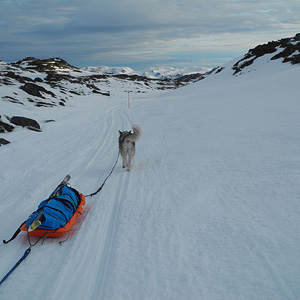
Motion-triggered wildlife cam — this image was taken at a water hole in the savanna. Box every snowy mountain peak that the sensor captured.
[84,66,136,75]
[141,66,212,79]
[83,65,210,79]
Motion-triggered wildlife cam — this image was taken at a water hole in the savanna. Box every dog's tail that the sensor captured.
[130,125,141,141]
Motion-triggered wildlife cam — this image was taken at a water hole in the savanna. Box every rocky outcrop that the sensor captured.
[232,33,300,75]
[0,115,41,146]
[4,71,34,83]
[0,115,14,132]
[10,116,41,131]
[0,138,10,146]
[20,83,56,98]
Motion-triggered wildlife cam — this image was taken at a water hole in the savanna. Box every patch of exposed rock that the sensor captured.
[20,83,56,98]
[232,33,300,75]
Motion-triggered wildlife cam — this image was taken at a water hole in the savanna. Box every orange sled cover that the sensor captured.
[20,193,85,238]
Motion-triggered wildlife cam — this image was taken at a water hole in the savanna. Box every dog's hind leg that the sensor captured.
[127,152,134,171]
[121,153,127,168]
[127,155,131,171]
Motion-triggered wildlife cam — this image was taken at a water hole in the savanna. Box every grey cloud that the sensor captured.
[0,0,299,68]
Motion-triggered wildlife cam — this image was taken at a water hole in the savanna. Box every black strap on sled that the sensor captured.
[3,221,26,244]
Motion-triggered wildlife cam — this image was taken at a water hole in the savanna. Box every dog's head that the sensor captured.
[119,130,131,137]
[119,130,132,144]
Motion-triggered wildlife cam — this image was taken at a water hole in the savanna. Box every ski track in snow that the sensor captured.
[1,62,300,300]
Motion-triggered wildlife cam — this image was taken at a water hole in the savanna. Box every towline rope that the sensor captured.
[85,150,120,198]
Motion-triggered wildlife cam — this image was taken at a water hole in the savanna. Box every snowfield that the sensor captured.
[1,55,300,300]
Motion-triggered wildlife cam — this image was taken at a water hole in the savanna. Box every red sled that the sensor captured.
[20,193,85,238]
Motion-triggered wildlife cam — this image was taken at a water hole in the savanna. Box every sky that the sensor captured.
[0,0,299,70]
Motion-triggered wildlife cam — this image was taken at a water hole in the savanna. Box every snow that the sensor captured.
[1,57,300,300]
[84,66,137,76]
[83,65,211,79]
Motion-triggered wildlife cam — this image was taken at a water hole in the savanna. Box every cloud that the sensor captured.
[0,0,299,68]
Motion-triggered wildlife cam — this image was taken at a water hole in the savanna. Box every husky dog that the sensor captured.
[119,125,141,171]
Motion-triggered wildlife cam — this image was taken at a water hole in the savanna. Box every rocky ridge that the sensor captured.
[232,33,300,75]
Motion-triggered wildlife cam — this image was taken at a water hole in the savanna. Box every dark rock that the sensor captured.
[0,78,14,85]
[90,74,109,80]
[175,73,205,84]
[11,116,41,130]
[2,96,24,105]
[0,116,14,132]
[69,90,81,95]
[45,72,73,82]
[86,83,100,91]
[114,74,149,82]
[0,138,10,146]
[91,89,110,96]
[4,71,18,79]
[35,101,55,107]
[215,67,225,74]
[272,41,300,63]
[27,126,42,132]
[289,54,300,64]
[249,41,278,58]
[4,71,34,83]
[92,89,102,94]
[20,83,56,98]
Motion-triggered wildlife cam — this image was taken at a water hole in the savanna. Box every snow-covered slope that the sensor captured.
[1,35,300,300]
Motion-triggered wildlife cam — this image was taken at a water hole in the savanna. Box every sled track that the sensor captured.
[48,105,136,299]
[93,172,131,299]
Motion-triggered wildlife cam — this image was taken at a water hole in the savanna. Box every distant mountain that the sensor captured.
[84,66,136,76]
[83,65,210,79]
